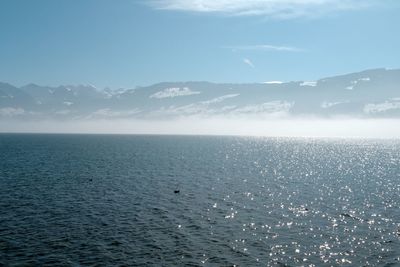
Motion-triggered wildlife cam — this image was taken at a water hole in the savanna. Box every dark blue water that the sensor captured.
[0,134,399,266]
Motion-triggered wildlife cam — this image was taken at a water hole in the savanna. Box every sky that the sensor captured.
[0,0,399,89]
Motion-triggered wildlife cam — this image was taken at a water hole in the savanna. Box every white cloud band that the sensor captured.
[225,44,303,52]
[149,0,375,18]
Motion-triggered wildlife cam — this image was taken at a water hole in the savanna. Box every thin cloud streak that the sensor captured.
[224,44,304,52]
[243,58,255,68]
[149,0,377,19]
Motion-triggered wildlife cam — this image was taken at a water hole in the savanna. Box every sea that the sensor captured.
[0,134,399,266]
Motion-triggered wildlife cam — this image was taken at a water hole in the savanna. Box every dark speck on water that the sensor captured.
[0,134,400,266]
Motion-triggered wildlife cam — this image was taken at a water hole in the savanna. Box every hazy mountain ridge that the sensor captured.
[1,68,399,120]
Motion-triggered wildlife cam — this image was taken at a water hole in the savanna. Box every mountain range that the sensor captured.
[1,68,399,120]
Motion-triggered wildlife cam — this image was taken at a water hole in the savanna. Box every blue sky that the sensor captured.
[0,0,399,88]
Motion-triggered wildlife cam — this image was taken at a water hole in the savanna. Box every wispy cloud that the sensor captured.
[149,0,376,19]
[224,44,303,52]
[243,58,255,68]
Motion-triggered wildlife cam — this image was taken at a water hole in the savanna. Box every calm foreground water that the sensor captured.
[0,134,399,266]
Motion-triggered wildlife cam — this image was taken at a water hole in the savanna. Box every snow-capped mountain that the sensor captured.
[1,68,399,120]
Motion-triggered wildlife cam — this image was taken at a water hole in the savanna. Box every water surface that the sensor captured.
[0,134,399,266]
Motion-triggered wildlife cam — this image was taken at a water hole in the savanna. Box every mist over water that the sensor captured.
[2,118,400,139]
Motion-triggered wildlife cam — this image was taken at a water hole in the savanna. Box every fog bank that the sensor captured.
[1,118,400,139]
